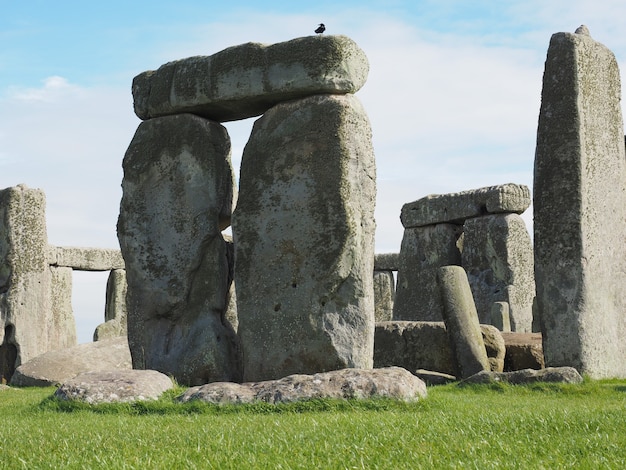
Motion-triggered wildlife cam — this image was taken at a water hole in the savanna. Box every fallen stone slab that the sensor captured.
[459,367,583,386]
[10,337,131,387]
[54,370,174,404]
[400,183,530,228]
[48,246,124,271]
[374,321,504,376]
[133,35,369,122]
[502,332,545,371]
[178,367,427,405]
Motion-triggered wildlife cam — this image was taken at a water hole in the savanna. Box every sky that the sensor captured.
[2,0,626,343]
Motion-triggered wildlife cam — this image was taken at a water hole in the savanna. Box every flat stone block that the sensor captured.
[49,246,124,271]
[400,183,530,228]
[133,35,369,122]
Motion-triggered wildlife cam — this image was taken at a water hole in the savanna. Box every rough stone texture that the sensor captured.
[374,253,399,271]
[491,301,512,332]
[534,31,626,378]
[133,35,369,122]
[373,270,394,322]
[117,113,241,386]
[393,224,462,322]
[400,184,531,228]
[0,185,76,383]
[437,266,490,378]
[55,369,174,404]
[459,367,583,386]
[10,337,131,387]
[178,367,427,405]
[49,246,124,271]
[233,94,376,382]
[373,321,504,376]
[462,214,535,332]
[502,332,545,371]
[94,269,128,341]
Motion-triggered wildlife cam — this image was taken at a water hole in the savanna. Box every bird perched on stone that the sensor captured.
[575,25,590,36]
[315,23,326,35]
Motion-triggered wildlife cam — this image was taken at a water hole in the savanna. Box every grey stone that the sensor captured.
[437,266,491,378]
[502,332,545,371]
[48,246,124,271]
[462,214,534,332]
[10,337,131,387]
[534,31,626,378]
[490,302,511,332]
[133,35,369,122]
[178,367,427,405]
[393,224,462,322]
[54,369,174,404]
[374,253,399,271]
[574,25,590,36]
[94,269,127,341]
[117,113,241,386]
[400,183,531,228]
[459,367,583,386]
[233,94,376,382]
[373,321,504,376]
[0,185,76,383]
[373,270,394,322]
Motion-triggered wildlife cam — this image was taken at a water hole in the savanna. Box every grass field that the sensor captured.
[1,379,625,469]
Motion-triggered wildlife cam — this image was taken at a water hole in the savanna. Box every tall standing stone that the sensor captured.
[393,224,462,321]
[233,93,376,382]
[534,28,626,378]
[118,113,241,386]
[0,185,76,383]
[462,213,534,332]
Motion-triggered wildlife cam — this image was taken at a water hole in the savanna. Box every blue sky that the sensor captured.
[2,0,626,342]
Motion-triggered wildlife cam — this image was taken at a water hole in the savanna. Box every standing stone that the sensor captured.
[437,266,490,378]
[462,214,534,332]
[490,301,511,332]
[0,185,76,383]
[233,94,376,382]
[117,113,241,386]
[393,224,462,321]
[93,269,128,341]
[373,270,394,322]
[534,29,626,378]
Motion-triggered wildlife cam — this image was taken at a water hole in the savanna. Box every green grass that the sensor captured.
[1,379,625,469]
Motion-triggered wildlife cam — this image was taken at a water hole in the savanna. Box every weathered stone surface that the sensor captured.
[414,369,457,386]
[0,185,76,383]
[459,367,583,386]
[117,113,241,386]
[393,224,462,322]
[233,94,376,382]
[10,337,131,387]
[437,266,490,378]
[374,253,399,271]
[133,35,369,122]
[491,302,511,332]
[534,31,626,378]
[502,332,545,371]
[462,214,535,332]
[94,269,128,341]
[178,367,426,405]
[400,184,530,228]
[49,246,124,271]
[55,369,174,404]
[373,270,394,322]
[373,321,504,376]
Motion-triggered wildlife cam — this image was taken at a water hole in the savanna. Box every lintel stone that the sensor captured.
[49,246,124,271]
[400,183,530,228]
[133,35,369,122]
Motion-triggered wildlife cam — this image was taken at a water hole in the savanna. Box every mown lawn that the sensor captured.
[0,379,625,469]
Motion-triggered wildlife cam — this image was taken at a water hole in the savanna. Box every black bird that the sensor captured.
[315,23,326,34]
